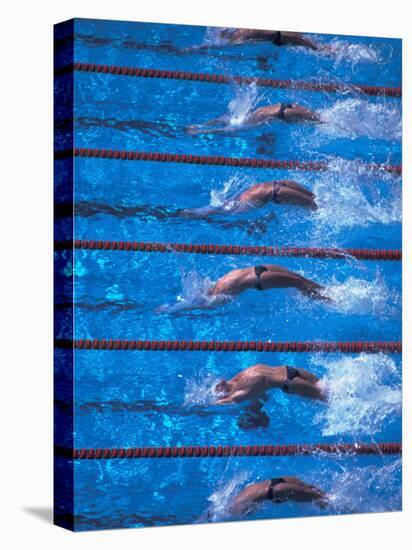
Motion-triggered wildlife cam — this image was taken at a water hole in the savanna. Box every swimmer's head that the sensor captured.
[214,379,232,395]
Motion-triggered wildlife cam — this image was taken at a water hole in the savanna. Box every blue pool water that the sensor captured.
[54,18,402,530]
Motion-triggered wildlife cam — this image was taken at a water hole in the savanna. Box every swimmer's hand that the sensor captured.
[155,303,173,314]
[215,396,235,405]
[155,301,198,314]
[155,294,230,314]
[215,390,248,404]
[178,206,219,219]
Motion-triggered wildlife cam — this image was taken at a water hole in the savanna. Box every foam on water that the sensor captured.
[205,471,250,522]
[312,353,401,437]
[312,165,401,236]
[183,374,220,407]
[307,37,387,69]
[210,174,251,208]
[203,26,231,47]
[319,98,402,141]
[227,82,260,128]
[332,40,379,63]
[155,268,231,313]
[186,82,264,134]
[293,268,399,319]
[325,459,401,514]
[322,272,398,318]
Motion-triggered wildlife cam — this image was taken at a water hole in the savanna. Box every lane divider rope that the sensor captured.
[54,148,402,175]
[55,239,402,261]
[56,62,402,98]
[54,442,402,460]
[55,339,402,353]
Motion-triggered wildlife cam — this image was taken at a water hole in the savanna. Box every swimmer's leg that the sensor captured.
[277,187,318,209]
[298,279,331,302]
[294,368,319,384]
[288,376,325,401]
[177,206,223,219]
[281,32,319,50]
[282,180,315,197]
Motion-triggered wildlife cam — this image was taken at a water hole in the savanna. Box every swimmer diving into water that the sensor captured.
[156,264,329,313]
[214,363,326,404]
[186,102,321,135]
[229,476,328,517]
[181,179,318,218]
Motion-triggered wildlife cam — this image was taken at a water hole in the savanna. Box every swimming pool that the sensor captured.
[54,18,402,531]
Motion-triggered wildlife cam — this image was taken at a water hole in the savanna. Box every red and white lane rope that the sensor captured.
[55,62,402,98]
[54,442,402,460]
[54,148,402,176]
[55,339,402,353]
[55,239,402,261]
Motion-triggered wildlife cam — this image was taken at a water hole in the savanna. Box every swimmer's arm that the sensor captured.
[277,483,329,506]
[155,300,221,314]
[216,390,248,404]
[186,115,230,135]
[282,32,319,50]
[298,36,319,51]
[178,199,248,219]
[178,205,225,219]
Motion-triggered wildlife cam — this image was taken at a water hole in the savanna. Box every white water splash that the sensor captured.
[203,26,232,47]
[323,273,398,318]
[227,82,260,128]
[320,98,401,141]
[326,155,402,191]
[155,269,230,313]
[183,375,220,407]
[313,353,401,437]
[328,39,382,66]
[326,459,401,514]
[210,174,250,208]
[312,171,401,234]
[186,82,263,134]
[206,471,250,521]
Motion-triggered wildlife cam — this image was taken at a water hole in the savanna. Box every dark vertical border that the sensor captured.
[54,18,75,531]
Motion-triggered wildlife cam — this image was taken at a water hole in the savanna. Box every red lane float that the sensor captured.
[66,62,402,98]
[55,339,402,353]
[54,239,402,261]
[54,148,403,176]
[54,442,402,460]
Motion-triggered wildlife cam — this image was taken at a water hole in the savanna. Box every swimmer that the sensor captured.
[214,364,326,404]
[219,28,320,51]
[156,264,329,314]
[209,264,328,301]
[186,102,321,135]
[230,476,328,516]
[180,180,318,218]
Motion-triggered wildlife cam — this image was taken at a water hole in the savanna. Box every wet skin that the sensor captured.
[221,28,320,51]
[230,476,328,516]
[214,364,326,404]
[186,103,320,135]
[180,180,318,219]
[209,264,328,301]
